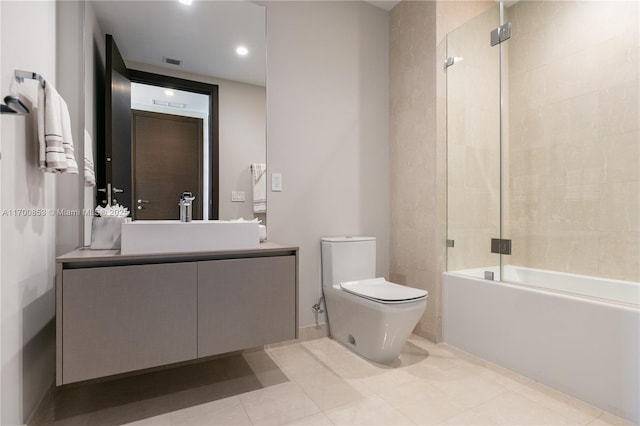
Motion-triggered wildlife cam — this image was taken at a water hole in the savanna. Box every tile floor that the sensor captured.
[32,335,632,425]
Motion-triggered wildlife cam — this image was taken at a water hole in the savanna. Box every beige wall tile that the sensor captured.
[507,1,639,282]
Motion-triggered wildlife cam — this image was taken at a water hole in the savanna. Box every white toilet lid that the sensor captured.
[340,278,428,304]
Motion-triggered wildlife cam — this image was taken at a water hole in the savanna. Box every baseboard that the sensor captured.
[298,323,329,341]
[265,323,329,349]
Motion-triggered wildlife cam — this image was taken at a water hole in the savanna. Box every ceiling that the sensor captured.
[91,1,266,87]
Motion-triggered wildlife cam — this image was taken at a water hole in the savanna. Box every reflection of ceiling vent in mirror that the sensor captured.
[153,99,186,109]
[163,56,182,66]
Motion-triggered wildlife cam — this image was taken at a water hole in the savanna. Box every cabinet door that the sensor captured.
[62,263,197,384]
[198,256,296,357]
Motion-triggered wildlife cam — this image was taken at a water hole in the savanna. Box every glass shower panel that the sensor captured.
[446,5,502,277]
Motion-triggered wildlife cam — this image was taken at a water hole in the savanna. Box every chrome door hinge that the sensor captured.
[490,22,512,46]
[444,56,463,70]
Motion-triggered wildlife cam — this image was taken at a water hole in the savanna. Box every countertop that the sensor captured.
[57,242,298,267]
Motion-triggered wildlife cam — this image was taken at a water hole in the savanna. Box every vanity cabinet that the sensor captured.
[62,263,198,384]
[198,256,296,357]
[56,244,298,385]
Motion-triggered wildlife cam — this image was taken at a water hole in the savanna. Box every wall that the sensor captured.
[389,0,440,342]
[507,1,639,282]
[266,1,390,328]
[389,0,493,342]
[0,2,57,424]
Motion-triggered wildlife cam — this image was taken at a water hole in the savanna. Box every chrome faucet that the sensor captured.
[178,192,195,222]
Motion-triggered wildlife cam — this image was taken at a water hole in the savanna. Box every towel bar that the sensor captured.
[1,69,46,115]
[15,69,46,87]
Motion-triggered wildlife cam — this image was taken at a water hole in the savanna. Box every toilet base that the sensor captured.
[324,284,427,364]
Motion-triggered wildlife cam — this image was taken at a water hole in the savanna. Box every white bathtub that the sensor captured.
[443,266,640,423]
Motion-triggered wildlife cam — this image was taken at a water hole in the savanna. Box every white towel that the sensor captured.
[84,129,96,186]
[251,163,266,213]
[37,82,78,173]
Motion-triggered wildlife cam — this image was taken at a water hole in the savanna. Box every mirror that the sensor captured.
[83,0,266,242]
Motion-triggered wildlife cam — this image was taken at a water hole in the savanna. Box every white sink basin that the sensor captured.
[120,220,260,255]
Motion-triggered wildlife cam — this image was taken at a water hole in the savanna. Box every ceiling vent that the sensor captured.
[163,56,182,66]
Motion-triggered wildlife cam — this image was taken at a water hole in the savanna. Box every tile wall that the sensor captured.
[507,1,639,282]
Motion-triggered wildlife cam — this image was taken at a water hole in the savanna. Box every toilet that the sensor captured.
[321,236,428,364]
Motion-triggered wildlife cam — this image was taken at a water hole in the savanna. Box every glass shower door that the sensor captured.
[445,5,502,278]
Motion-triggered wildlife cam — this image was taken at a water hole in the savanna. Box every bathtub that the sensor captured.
[443,266,640,423]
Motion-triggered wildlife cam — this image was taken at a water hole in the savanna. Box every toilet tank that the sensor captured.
[321,236,376,287]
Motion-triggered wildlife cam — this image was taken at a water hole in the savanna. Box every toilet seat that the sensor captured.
[340,278,428,304]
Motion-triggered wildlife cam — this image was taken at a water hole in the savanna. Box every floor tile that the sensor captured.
[266,343,327,379]
[303,339,385,380]
[169,396,251,425]
[285,412,335,425]
[509,380,602,424]
[443,390,576,425]
[121,413,172,425]
[377,380,467,425]
[348,369,420,397]
[324,396,414,426]
[589,411,635,425]
[406,358,505,408]
[29,335,630,426]
[239,381,321,425]
[293,365,365,411]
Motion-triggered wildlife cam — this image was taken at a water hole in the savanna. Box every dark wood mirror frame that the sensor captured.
[127,70,219,220]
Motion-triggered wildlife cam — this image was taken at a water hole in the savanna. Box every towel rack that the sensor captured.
[1,69,46,115]
[15,69,46,87]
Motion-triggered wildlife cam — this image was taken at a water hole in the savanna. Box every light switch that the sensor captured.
[231,191,245,202]
[271,173,282,192]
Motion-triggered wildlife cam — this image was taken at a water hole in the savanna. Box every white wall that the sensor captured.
[265,1,390,327]
[0,2,57,424]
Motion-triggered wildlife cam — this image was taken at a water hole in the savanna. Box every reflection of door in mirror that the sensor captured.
[132,110,203,220]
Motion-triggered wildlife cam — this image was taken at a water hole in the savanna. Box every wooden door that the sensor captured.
[132,110,203,220]
[105,34,132,210]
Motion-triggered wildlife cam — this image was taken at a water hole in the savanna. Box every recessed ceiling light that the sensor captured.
[236,46,249,56]
[164,90,175,97]
[179,0,192,5]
